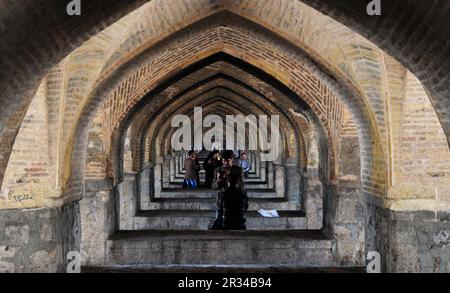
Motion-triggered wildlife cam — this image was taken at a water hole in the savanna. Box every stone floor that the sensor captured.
[82,265,365,273]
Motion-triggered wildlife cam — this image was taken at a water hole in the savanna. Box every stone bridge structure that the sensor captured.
[0,0,449,273]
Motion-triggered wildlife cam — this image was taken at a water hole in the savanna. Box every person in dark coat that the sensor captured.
[212,150,244,190]
[209,170,249,230]
[203,150,221,188]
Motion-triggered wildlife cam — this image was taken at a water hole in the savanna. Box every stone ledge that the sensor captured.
[82,264,365,273]
[105,230,334,266]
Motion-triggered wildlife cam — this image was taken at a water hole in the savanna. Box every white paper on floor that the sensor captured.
[257,209,280,218]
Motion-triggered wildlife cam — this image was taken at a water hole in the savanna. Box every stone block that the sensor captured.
[5,225,30,245]
[30,247,61,273]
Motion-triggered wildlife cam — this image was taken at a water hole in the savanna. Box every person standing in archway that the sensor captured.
[203,150,222,188]
[211,150,244,190]
[238,152,251,178]
[184,151,200,189]
[209,168,249,231]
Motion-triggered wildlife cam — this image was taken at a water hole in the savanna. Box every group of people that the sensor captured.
[183,149,251,230]
[183,150,251,189]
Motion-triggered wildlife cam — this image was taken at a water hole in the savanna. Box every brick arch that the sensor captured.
[144,91,298,171]
[1,3,403,199]
[146,92,274,160]
[76,9,386,171]
[0,0,147,189]
[123,66,313,164]
[298,0,450,147]
[155,91,303,165]
[40,3,449,203]
[156,101,282,160]
[112,81,304,182]
[85,67,310,181]
[155,101,294,183]
[68,18,385,202]
[88,3,420,166]
[130,92,268,179]
[1,1,448,197]
[103,59,330,188]
[129,76,310,173]
[93,2,449,152]
[161,105,288,162]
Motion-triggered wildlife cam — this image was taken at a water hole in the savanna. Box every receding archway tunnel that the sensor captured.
[78,46,363,268]
[1,1,449,273]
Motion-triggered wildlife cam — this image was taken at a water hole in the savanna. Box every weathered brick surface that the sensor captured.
[124,63,311,172]
[300,0,450,146]
[71,18,372,203]
[391,73,450,201]
[0,0,447,211]
[0,0,147,192]
[0,87,54,209]
[0,0,449,274]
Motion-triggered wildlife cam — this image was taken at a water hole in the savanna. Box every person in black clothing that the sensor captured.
[208,165,249,231]
[203,150,222,188]
[211,150,244,190]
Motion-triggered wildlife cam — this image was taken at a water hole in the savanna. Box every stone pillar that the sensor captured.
[333,181,365,266]
[0,201,80,273]
[81,179,114,267]
[138,163,153,206]
[117,173,137,230]
[153,160,163,197]
[381,209,450,273]
[304,173,323,230]
[285,157,301,203]
[161,156,171,188]
[274,164,286,199]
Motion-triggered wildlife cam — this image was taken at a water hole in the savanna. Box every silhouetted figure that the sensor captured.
[212,150,244,190]
[209,170,249,230]
[203,150,221,188]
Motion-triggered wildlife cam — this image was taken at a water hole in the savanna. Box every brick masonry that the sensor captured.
[0,0,449,273]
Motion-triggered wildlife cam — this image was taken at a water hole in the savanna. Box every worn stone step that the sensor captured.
[83,265,365,273]
[167,179,271,187]
[122,210,307,231]
[156,190,282,199]
[172,173,264,182]
[162,184,274,192]
[105,230,334,267]
[144,198,301,212]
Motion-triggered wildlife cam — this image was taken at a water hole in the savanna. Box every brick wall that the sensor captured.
[1,0,448,212]
[92,23,347,189]
[0,86,54,209]
[391,73,450,201]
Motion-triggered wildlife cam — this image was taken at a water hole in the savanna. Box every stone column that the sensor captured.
[117,173,137,231]
[0,201,80,273]
[138,163,154,208]
[285,157,301,203]
[81,178,114,267]
[304,173,323,230]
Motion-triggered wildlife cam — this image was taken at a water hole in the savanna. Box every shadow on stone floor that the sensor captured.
[82,265,366,274]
